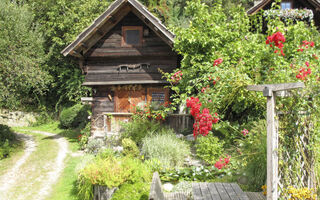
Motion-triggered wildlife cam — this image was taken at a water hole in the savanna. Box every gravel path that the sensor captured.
[31,131,69,200]
[0,130,69,200]
[0,133,36,200]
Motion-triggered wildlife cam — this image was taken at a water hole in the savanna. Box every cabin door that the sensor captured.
[115,89,145,113]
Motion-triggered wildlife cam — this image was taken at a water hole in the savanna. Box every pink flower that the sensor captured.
[305,61,310,67]
[241,129,249,136]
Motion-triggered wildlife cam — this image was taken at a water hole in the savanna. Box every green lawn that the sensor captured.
[47,155,82,200]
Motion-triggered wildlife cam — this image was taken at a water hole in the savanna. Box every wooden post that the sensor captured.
[264,87,278,200]
[247,82,304,200]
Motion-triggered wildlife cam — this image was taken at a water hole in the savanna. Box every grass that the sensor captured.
[47,155,82,200]
[0,142,24,176]
[18,121,80,152]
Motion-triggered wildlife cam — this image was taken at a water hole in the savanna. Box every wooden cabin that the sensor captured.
[61,0,189,138]
[248,0,320,27]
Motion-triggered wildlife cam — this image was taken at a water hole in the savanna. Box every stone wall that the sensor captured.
[0,109,38,127]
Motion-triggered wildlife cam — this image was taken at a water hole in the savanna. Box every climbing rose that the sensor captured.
[186,97,219,138]
[171,70,183,84]
[266,32,285,56]
[213,58,223,66]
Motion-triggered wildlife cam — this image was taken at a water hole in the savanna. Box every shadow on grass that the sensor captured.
[71,179,79,198]
[40,129,80,143]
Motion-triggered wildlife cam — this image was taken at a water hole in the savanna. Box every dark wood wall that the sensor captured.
[84,12,178,85]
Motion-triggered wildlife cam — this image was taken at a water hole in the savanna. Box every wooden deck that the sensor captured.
[245,192,266,200]
[192,182,249,200]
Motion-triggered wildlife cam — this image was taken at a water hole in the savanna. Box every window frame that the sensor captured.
[281,1,293,10]
[121,26,143,47]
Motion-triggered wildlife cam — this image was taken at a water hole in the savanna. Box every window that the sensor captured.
[281,2,292,9]
[122,26,143,46]
[147,88,169,105]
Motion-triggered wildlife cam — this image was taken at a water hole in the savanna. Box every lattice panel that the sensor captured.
[277,115,316,199]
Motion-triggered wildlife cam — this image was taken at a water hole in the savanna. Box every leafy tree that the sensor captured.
[0,0,50,109]
[17,0,116,110]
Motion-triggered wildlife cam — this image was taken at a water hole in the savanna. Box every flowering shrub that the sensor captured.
[287,186,317,200]
[186,97,219,138]
[214,155,231,170]
[264,9,314,22]
[171,70,183,84]
[266,31,286,56]
[133,102,172,121]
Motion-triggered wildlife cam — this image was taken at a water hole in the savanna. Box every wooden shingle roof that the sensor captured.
[61,0,175,58]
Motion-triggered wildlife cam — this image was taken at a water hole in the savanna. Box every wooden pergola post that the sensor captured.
[247,82,304,200]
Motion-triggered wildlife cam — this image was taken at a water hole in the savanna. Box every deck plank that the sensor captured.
[230,183,249,200]
[215,183,231,200]
[192,183,204,200]
[207,183,222,200]
[199,183,213,200]
[222,183,238,200]
[245,192,266,200]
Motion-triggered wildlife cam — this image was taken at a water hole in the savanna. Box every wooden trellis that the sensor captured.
[247,82,304,200]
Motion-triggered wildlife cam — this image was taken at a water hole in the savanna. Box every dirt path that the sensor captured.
[0,133,36,199]
[0,130,69,200]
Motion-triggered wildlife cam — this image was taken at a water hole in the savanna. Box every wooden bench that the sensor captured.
[149,172,188,200]
[192,182,250,200]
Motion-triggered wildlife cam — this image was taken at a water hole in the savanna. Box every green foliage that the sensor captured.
[120,116,163,146]
[78,155,151,200]
[141,132,190,169]
[195,134,224,165]
[237,120,267,191]
[0,0,50,109]
[0,124,17,159]
[111,182,149,200]
[78,122,91,150]
[59,104,90,129]
[86,139,104,154]
[159,165,225,182]
[121,138,140,157]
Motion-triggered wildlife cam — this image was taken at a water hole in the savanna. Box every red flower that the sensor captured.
[213,58,223,66]
[214,155,231,170]
[266,32,286,56]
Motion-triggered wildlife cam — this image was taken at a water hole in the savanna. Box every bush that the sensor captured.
[78,155,151,200]
[0,124,17,159]
[141,132,190,169]
[238,120,267,191]
[121,138,139,157]
[86,138,104,154]
[78,122,91,150]
[59,104,90,129]
[195,134,224,165]
[111,181,149,200]
[120,116,164,146]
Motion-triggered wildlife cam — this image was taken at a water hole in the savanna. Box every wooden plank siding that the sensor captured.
[83,12,177,85]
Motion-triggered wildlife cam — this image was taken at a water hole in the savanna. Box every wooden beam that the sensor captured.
[247,82,304,92]
[71,50,83,58]
[266,91,278,200]
[83,80,168,86]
